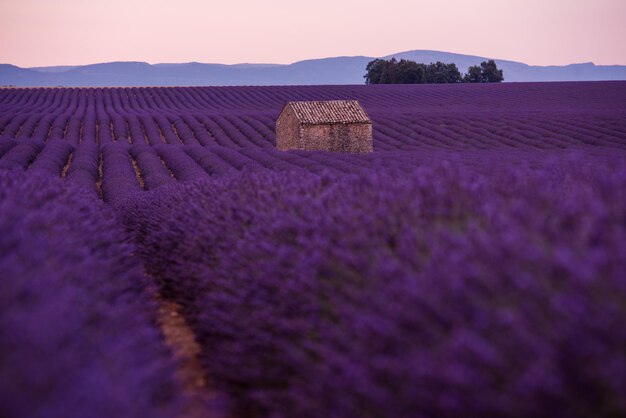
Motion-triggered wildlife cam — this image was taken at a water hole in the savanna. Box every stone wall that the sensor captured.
[276,109,301,151]
[301,123,373,153]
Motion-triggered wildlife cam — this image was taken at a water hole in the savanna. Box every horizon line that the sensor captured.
[4,49,625,70]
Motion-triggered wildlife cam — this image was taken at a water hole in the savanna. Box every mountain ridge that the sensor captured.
[2,50,626,86]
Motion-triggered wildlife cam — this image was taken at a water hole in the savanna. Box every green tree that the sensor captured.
[464,65,483,83]
[464,60,504,83]
[396,59,426,84]
[481,60,504,82]
[425,62,463,83]
[364,59,387,84]
[364,58,399,84]
[379,58,397,84]
[364,59,474,85]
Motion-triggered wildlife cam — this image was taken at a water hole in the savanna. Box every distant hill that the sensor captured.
[385,50,626,83]
[2,50,626,86]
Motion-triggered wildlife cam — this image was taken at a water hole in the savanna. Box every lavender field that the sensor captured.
[1,82,626,417]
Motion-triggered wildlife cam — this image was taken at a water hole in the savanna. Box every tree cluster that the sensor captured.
[364,58,504,84]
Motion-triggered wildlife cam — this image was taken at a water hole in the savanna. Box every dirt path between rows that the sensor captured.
[157,297,230,418]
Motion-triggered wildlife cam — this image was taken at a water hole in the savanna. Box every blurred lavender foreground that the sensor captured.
[122,156,626,418]
[0,171,181,418]
[1,82,626,417]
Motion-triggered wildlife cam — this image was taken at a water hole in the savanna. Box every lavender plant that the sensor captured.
[1,82,625,418]
[0,170,181,418]
[122,156,626,418]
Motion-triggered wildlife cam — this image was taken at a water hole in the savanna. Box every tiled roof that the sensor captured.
[286,100,371,124]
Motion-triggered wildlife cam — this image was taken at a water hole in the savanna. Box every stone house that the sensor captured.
[275,100,373,152]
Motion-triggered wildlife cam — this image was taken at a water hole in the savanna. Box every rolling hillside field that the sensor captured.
[1,82,625,200]
[1,82,625,417]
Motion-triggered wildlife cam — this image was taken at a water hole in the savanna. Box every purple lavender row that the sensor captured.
[139,114,165,145]
[1,114,29,138]
[180,115,217,146]
[129,145,176,190]
[171,117,200,145]
[29,140,73,176]
[121,156,626,417]
[100,143,142,203]
[183,146,236,176]
[0,137,17,158]
[238,146,304,172]
[2,84,626,149]
[154,144,207,182]
[0,139,43,170]
[154,115,181,145]
[65,141,100,196]
[13,114,40,141]
[0,170,181,418]
[2,83,626,116]
[5,140,622,196]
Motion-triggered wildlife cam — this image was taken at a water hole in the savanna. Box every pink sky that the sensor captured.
[1,0,625,67]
